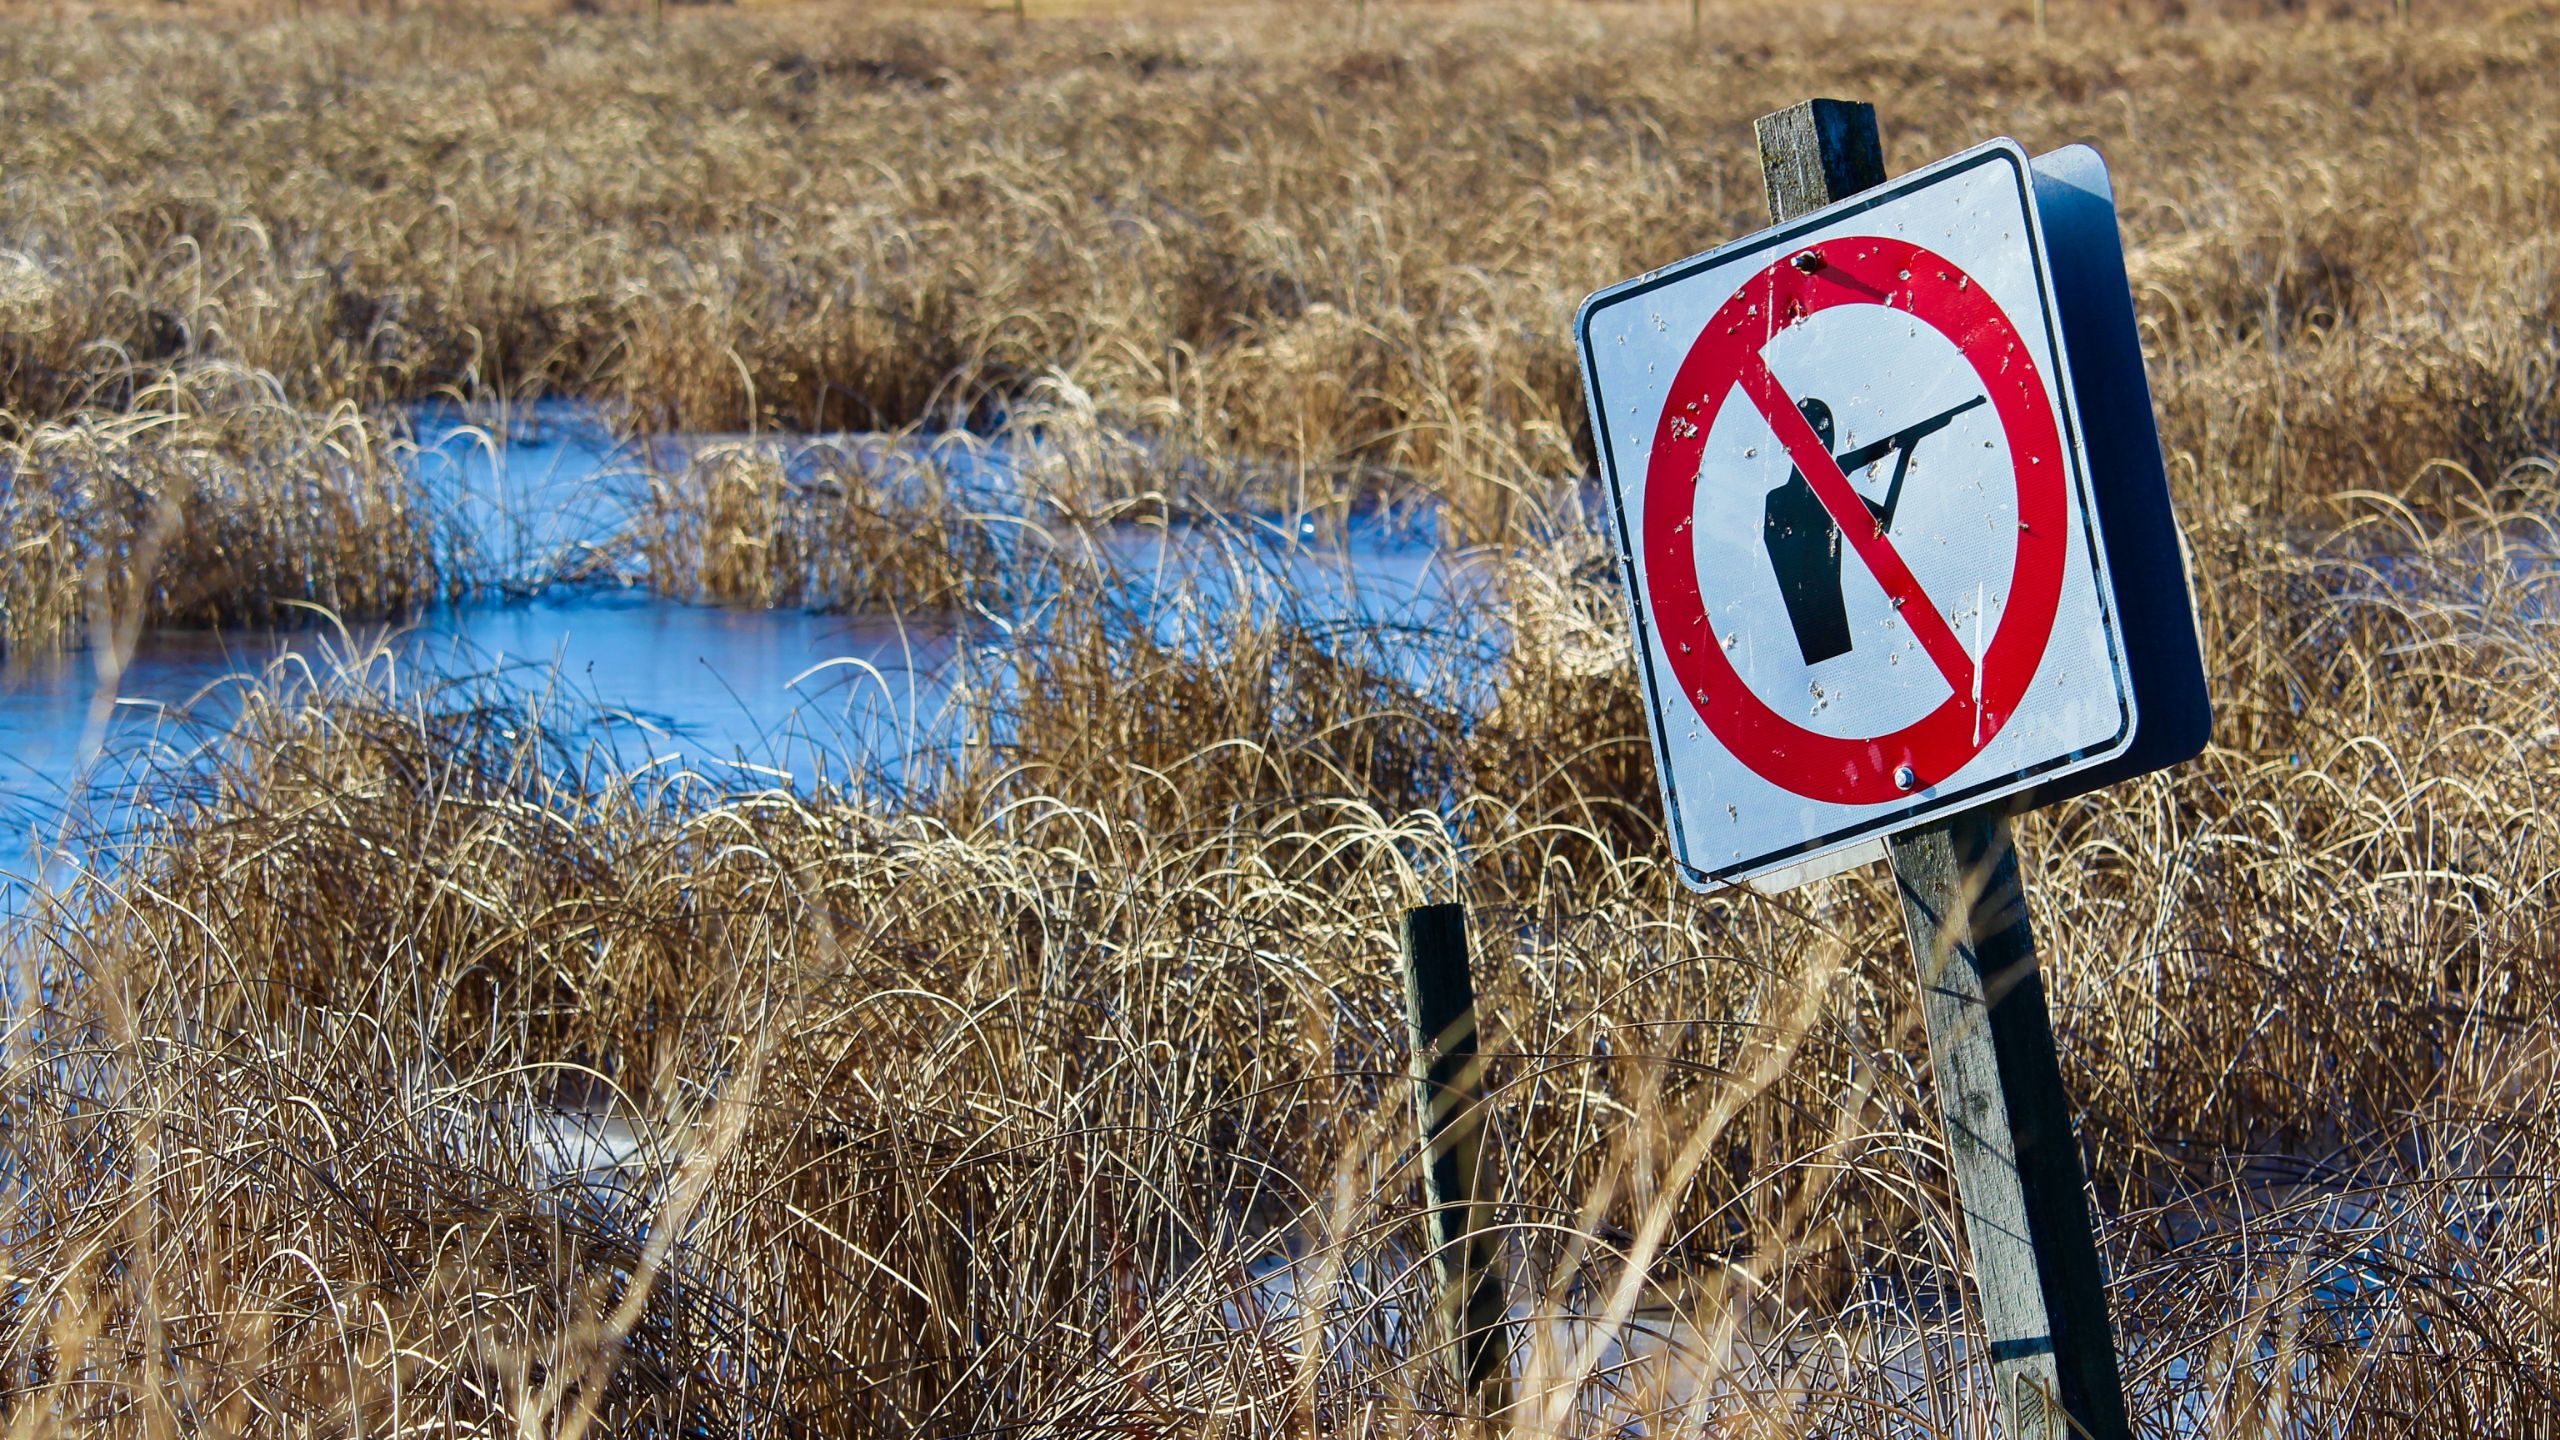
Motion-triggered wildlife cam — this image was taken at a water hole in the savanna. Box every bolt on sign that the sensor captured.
[1577,139,2209,891]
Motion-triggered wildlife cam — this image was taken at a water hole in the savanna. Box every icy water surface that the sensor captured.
[0,405,1495,903]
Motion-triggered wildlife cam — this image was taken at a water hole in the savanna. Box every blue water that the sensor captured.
[412,400,644,590]
[0,405,1495,903]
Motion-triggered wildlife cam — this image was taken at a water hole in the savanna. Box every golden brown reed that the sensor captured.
[1,1,2558,1436]
[0,367,437,659]
[9,466,2560,1433]
[1,0,2549,565]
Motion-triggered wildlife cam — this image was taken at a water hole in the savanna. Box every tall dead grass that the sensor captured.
[2,2,2559,1436]
[8,457,2560,1432]
[3,1,2551,561]
[0,366,437,659]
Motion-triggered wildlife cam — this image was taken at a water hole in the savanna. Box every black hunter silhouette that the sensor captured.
[1761,394,1989,665]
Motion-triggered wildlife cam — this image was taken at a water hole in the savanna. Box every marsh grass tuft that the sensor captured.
[0,367,437,659]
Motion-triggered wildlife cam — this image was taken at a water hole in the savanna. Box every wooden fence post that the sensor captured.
[1753,98,2134,1440]
[1401,902,1513,1419]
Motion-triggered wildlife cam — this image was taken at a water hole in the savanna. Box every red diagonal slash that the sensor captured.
[1735,353,1977,697]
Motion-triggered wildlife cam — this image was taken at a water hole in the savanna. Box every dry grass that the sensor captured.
[13,470,2560,1433]
[2,0,2559,1436]
[3,0,2548,567]
[0,366,438,660]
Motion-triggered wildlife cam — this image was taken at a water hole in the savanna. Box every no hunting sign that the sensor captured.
[1559,112,2211,1440]
[1578,139,2206,890]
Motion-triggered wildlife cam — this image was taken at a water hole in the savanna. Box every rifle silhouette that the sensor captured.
[1761,393,1989,666]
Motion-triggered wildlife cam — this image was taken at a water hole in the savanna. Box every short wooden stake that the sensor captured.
[1401,902,1513,1417]
[1754,98,2133,1440]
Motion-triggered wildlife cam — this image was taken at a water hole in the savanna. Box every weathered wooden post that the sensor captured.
[1401,902,1513,1418]
[1755,97,2133,1440]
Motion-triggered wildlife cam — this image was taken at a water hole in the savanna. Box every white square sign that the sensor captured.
[1577,139,2135,891]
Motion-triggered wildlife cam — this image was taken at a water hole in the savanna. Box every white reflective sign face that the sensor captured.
[1577,139,2133,891]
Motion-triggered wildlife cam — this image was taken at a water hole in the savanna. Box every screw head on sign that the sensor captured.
[1790,250,1825,273]
[1893,765,1918,791]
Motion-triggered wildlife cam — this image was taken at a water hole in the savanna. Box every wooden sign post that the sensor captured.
[1757,98,2131,1440]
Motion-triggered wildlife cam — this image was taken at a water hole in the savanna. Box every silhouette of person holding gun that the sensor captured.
[1762,393,1987,665]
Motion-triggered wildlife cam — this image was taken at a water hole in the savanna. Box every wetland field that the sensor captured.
[1,0,2558,1433]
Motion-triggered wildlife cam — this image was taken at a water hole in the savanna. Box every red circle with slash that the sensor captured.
[1643,236,2069,806]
